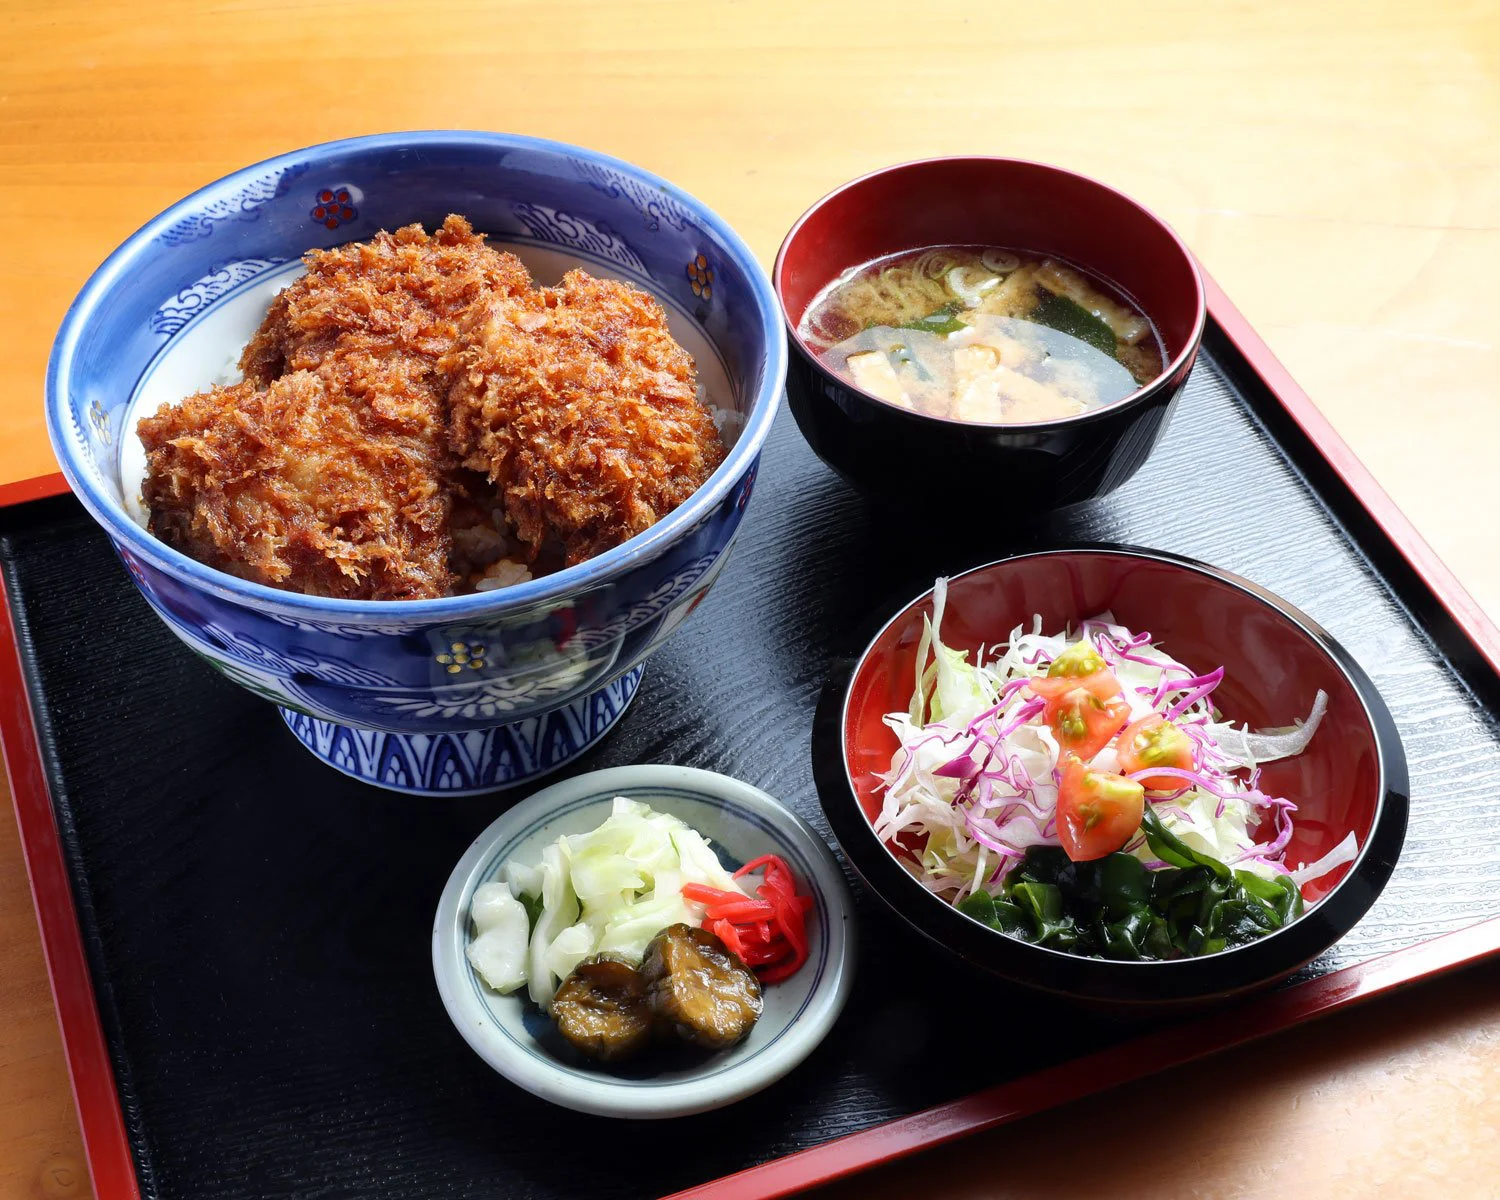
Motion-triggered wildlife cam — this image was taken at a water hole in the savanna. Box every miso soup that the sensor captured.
[798,247,1165,424]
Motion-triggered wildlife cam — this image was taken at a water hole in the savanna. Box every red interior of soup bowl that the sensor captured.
[776,157,1204,382]
[843,551,1382,903]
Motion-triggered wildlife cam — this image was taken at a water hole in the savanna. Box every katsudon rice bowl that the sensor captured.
[46,132,786,795]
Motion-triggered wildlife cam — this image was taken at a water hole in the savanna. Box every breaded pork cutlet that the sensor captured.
[239,214,532,387]
[446,269,726,566]
[140,215,529,599]
[139,354,457,600]
[140,217,722,599]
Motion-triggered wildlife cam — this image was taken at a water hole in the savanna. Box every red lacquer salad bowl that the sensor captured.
[812,547,1409,1006]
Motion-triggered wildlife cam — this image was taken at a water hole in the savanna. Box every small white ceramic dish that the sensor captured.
[432,765,856,1118]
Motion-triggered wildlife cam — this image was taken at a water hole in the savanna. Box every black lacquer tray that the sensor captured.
[5,296,1500,1200]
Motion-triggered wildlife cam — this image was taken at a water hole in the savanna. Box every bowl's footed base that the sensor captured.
[278,666,644,797]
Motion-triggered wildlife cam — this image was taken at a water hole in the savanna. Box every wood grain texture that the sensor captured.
[1,2,1498,1197]
[3,338,1500,1198]
[813,958,1500,1200]
[0,0,1496,612]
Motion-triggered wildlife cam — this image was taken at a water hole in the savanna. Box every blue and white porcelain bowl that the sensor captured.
[432,766,856,1118]
[45,132,785,795]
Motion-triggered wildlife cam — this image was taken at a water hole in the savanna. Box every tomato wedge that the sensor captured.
[1056,754,1146,861]
[1031,668,1130,760]
[1028,669,1122,703]
[1117,714,1195,790]
[1046,640,1109,679]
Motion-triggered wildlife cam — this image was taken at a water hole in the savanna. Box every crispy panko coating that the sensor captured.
[446,269,726,566]
[239,214,532,385]
[142,215,719,600]
[143,214,529,600]
[139,354,457,600]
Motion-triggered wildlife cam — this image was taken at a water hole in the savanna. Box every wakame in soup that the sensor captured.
[799,247,1165,424]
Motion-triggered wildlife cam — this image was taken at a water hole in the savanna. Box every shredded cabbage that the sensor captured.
[1290,832,1359,887]
[1205,691,1329,769]
[877,582,1345,907]
[476,797,747,1008]
[466,883,530,994]
[526,842,580,1007]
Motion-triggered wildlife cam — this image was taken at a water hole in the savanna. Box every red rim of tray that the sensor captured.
[4,274,1499,1200]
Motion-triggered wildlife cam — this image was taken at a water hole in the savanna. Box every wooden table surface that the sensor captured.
[1,1,1497,1196]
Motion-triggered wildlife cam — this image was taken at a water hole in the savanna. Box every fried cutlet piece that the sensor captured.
[239,214,532,385]
[152,214,531,600]
[139,354,457,600]
[445,269,726,566]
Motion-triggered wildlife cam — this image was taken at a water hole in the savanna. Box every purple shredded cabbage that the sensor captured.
[1163,667,1226,720]
[881,613,1331,907]
[1125,765,1295,815]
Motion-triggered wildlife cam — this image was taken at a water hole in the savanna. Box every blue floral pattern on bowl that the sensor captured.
[687,253,714,302]
[281,667,644,795]
[311,185,358,230]
[47,133,786,795]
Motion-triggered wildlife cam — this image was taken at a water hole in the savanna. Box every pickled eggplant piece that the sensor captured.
[640,923,763,1049]
[550,956,654,1062]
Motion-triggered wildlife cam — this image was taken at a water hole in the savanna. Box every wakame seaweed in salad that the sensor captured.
[876,579,1359,961]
